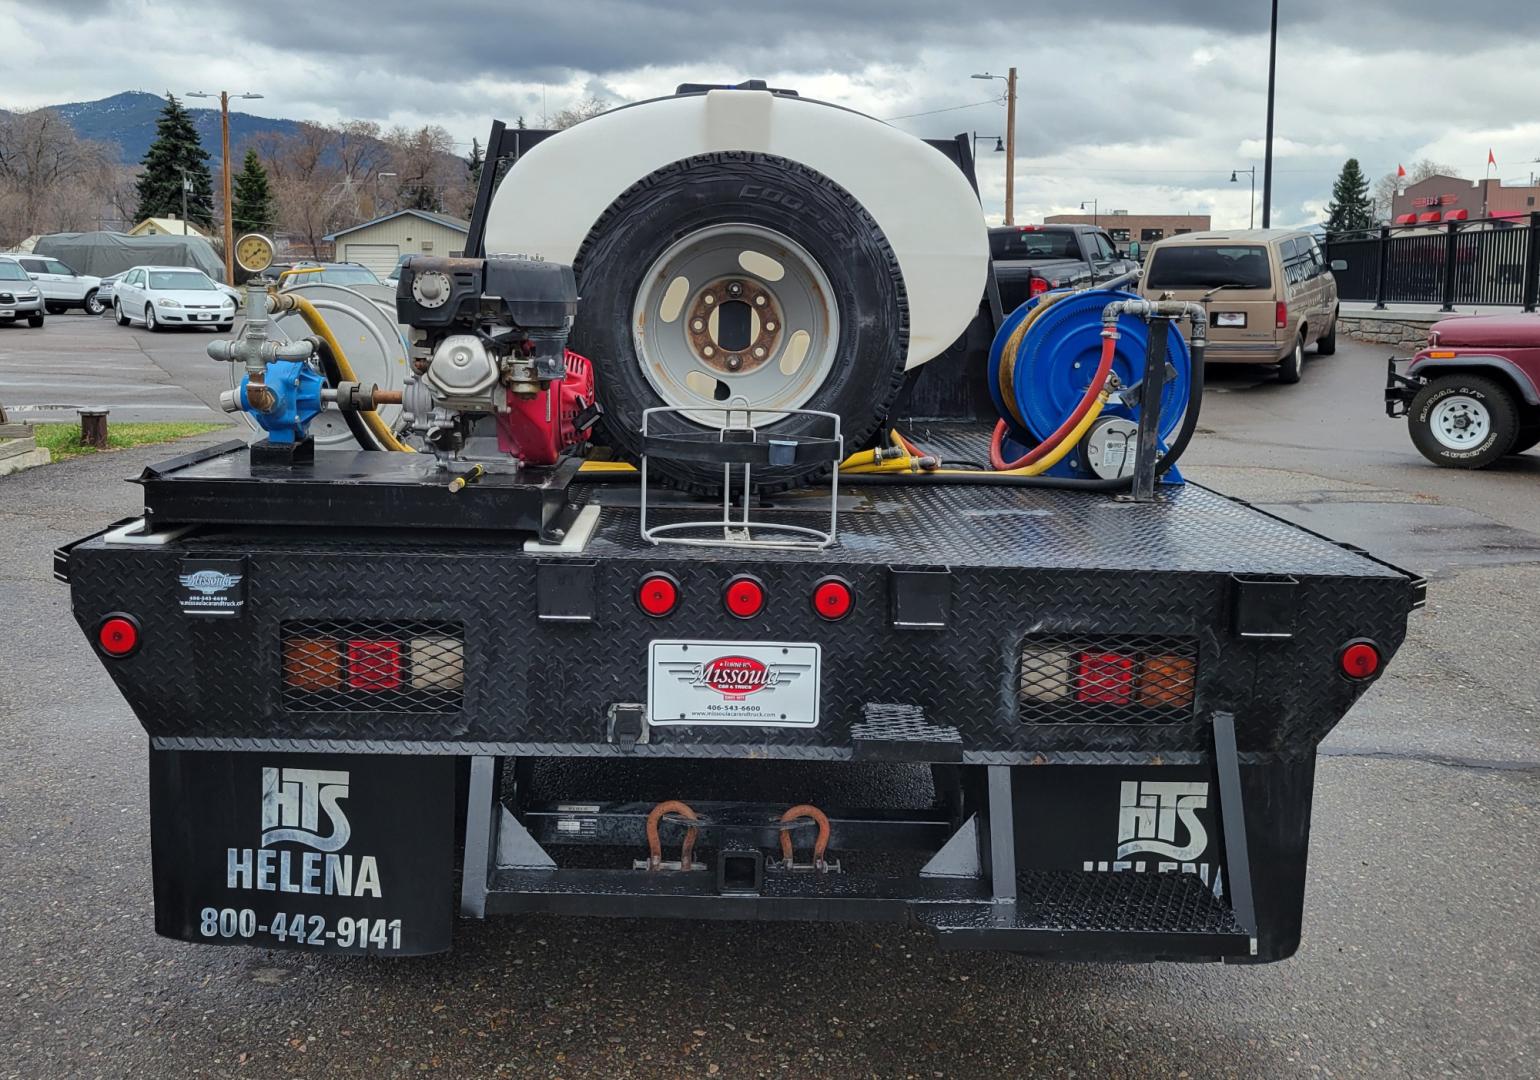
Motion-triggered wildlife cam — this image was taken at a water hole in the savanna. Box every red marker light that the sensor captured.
[97,615,140,657]
[638,573,680,617]
[724,576,766,619]
[1339,641,1381,680]
[812,578,854,621]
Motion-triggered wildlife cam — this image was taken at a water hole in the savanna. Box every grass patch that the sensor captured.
[33,421,228,463]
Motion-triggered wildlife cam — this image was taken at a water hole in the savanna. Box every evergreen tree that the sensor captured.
[135,92,215,228]
[231,149,274,235]
[466,137,484,187]
[1326,158,1374,232]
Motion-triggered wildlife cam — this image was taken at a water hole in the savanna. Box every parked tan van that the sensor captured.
[1138,229,1340,383]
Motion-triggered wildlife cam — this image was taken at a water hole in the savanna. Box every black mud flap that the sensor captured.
[149,750,455,956]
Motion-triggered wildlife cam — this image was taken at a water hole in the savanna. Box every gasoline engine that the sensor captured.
[395,255,599,468]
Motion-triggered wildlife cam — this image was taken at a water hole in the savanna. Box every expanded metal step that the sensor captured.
[920,869,1252,959]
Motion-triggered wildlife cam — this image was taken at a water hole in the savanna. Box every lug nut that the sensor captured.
[726,355,742,370]
[727,281,743,297]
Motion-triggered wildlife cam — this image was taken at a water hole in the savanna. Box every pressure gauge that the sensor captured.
[234,233,275,274]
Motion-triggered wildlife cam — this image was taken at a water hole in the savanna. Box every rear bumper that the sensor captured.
[1201,340,1288,365]
[150,740,1313,962]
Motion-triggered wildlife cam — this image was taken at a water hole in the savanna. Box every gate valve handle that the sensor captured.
[778,804,831,870]
[644,800,700,871]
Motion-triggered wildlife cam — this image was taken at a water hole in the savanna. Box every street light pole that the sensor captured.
[188,90,263,283]
[971,70,1017,224]
[1080,198,1099,227]
[1231,167,1256,229]
[1262,0,1278,228]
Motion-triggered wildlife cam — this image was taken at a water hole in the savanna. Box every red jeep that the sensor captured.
[1386,313,1540,468]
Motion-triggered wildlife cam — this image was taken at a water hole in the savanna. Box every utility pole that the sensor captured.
[189,90,263,283]
[179,170,190,235]
[1262,0,1278,228]
[1005,67,1017,225]
[971,69,1017,224]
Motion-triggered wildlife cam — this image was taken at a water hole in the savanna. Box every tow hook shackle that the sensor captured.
[638,800,704,872]
[777,804,834,872]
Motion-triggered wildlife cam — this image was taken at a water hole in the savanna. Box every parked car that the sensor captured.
[111,265,238,332]
[281,261,382,288]
[0,256,47,327]
[990,224,1140,312]
[96,272,121,310]
[14,254,104,315]
[1385,313,1540,468]
[1139,229,1341,384]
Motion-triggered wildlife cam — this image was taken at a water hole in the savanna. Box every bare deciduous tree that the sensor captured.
[0,108,115,247]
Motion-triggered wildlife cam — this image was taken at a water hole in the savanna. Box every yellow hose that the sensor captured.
[272,292,414,453]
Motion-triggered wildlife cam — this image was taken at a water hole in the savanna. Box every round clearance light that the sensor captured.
[1339,640,1381,680]
[812,577,854,621]
[724,575,766,619]
[97,614,141,657]
[638,573,680,617]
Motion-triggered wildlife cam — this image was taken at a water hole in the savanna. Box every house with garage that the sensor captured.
[322,209,470,277]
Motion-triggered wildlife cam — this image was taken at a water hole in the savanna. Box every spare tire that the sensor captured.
[571,151,909,492]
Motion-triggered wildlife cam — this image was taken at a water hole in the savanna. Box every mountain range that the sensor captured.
[46,91,303,167]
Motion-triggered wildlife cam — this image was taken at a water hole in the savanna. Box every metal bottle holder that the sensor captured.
[638,400,844,550]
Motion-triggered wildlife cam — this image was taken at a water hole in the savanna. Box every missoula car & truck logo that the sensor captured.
[1083,780,1223,897]
[687,655,785,700]
[176,558,246,616]
[226,767,382,898]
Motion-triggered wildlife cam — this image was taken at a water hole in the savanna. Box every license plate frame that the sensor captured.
[647,640,821,727]
[1214,311,1247,328]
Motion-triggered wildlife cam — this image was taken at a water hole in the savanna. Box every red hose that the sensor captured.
[990,329,1119,471]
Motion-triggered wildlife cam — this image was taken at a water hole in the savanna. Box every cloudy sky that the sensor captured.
[7,0,1540,227]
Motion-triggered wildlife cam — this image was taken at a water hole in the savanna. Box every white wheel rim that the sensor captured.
[1430,395,1490,450]
[631,223,839,427]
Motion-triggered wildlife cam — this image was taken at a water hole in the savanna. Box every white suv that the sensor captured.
[14,255,104,315]
[112,265,237,332]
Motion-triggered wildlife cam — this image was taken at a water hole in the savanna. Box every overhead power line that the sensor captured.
[883,97,1004,122]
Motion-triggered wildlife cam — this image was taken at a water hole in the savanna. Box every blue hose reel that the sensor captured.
[986,288,1191,481]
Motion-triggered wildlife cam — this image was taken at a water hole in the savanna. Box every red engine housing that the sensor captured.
[494,350,596,466]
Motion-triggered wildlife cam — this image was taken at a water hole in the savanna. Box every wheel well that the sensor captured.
[1421,363,1527,406]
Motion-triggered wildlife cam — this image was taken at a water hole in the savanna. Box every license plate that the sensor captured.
[1214,312,1247,327]
[196,313,214,321]
[648,640,821,727]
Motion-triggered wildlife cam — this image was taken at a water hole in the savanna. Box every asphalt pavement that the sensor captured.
[1,325,1537,1079]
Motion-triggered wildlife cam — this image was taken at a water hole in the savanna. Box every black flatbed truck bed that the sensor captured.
[59,437,1423,963]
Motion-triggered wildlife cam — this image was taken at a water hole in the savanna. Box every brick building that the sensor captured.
[1390,175,1540,224]
[1043,211,1211,248]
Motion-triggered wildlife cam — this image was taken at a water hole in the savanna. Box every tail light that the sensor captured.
[1076,652,1134,704]
[1137,655,1196,707]
[283,637,341,690]
[1029,277,1051,298]
[1019,639,1197,714]
[347,640,402,691]
[1275,300,1288,329]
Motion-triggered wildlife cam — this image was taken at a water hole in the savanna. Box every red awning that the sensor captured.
[1417,211,1442,223]
[1490,209,1525,220]
[1444,208,1469,221]
[1394,213,1418,225]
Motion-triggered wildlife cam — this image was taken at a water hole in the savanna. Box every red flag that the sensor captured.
[1488,148,1497,167]
[1397,163,1406,178]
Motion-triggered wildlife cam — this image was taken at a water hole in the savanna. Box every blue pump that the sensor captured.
[239,359,324,445]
